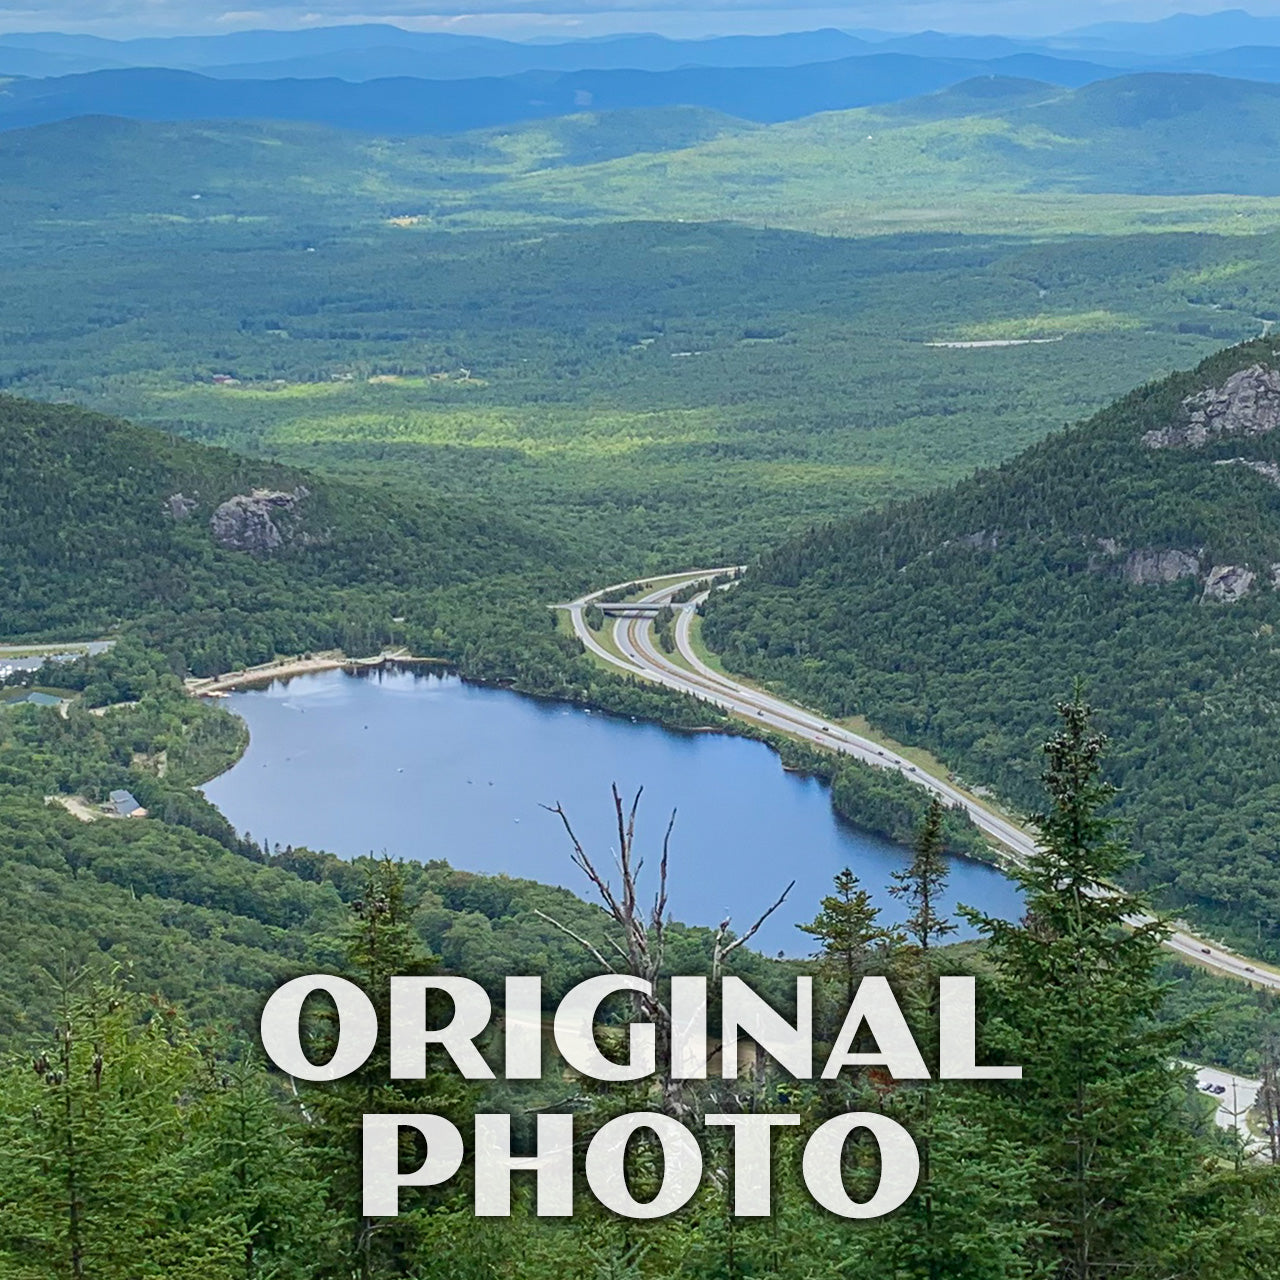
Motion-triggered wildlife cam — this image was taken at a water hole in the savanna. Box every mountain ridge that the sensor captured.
[0,53,1117,135]
[703,338,1280,956]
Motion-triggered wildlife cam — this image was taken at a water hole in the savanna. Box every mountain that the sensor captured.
[0,53,1115,136]
[0,107,758,234]
[200,29,881,81]
[703,340,1280,956]
[1171,45,1280,82]
[1063,9,1280,56]
[474,72,1280,235]
[0,395,554,664]
[0,45,120,76]
[0,26,877,78]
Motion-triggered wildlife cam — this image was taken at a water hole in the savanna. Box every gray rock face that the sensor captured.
[1203,564,1256,603]
[1123,548,1201,585]
[165,493,198,521]
[1143,365,1280,449]
[1213,456,1280,487]
[210,487,308,553]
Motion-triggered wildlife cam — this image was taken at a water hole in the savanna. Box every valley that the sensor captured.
[7,12,1280,1274]
[568,568,1280,987]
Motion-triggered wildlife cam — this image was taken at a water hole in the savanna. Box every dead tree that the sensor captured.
[1260,1035,1280,1166]
[536,784,793,1116]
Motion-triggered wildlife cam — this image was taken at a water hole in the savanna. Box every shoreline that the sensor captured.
[186,650,449,696]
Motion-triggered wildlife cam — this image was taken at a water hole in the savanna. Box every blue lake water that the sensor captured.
[202,667,1023,955]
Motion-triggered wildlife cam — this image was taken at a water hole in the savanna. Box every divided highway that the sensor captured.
[562,569,1280,993]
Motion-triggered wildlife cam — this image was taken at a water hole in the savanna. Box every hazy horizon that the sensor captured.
[6,2,1280,44]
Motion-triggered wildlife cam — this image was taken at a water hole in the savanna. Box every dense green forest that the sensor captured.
[4,690,1278,1277]
[705,338,1280,956]
[0,396,740,731]
[10,101,1280,568]
[8,80,1280,1276]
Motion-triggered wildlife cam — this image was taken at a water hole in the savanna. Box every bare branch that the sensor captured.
[542,801,625,921]
[533,909,617,973]
[713,879,796,979]
[652,808,676,933]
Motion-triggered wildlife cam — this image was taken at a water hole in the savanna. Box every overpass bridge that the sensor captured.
[595,600,695,617]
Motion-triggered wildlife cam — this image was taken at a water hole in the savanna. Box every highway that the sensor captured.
[562,568,1280,993]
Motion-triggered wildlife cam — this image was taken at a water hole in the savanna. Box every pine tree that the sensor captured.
[302,858,476,1280]
[969,691,1196,1280]
[0,966,245,1279]
[798,867,895,1008]
[890,797,956,954]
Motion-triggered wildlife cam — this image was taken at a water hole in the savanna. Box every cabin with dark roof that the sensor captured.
[107,789,147,818]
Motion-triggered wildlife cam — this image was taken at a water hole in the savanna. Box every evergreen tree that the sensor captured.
[0,967,243,1278]
[302,858,476,1280]
[969,691,1195,1279]
[890,797,956,954]
[798,867,894,1008]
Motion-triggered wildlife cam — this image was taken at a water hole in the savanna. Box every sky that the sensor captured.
[3,1,1280,41]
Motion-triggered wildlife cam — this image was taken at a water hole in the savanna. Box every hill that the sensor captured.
[1063,9,1280,56]
[703,338,1280,956]
[0,53,1113,136]
[0,26,878,79]
[0,107,757,228]
[7,72,1280,240]
[466,72,1280,233]
[0,395,557,666]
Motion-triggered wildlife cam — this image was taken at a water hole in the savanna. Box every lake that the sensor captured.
[202,667,1023,954]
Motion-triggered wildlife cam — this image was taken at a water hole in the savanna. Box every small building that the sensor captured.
[107,789,147,818]
[2,691,62,711]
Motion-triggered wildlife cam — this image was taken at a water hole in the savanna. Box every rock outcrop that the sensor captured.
[1213,456,1280,487]
[1143,365,1280,449]
[1122,548,1201,585]
[210,487,308,553]
[165,492,198,520]
[1203,564,1256,603]
[960,529,1000,551]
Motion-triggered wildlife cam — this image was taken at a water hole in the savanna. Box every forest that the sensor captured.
[7,71,1280,1276]
[704,339,1280,956]
[3,687,1279,1278]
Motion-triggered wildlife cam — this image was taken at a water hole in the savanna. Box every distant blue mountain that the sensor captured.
[1170,44,1280,82]
[0,24,1149,84]
[0,27,877,81]
[0,54,1117,136]
[1061,8,1280,56]
[9,17,1280,96]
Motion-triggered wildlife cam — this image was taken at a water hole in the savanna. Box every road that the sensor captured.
[561,569,1280,992]
[1192,1064,1264,1147]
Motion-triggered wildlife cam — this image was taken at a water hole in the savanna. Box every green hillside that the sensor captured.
[704,338,1280,955]
[458,73,1280,235]
[9,77,1280,243]
[0,395,555,662]
[5,180,1271,569]
[0,107,752,231]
